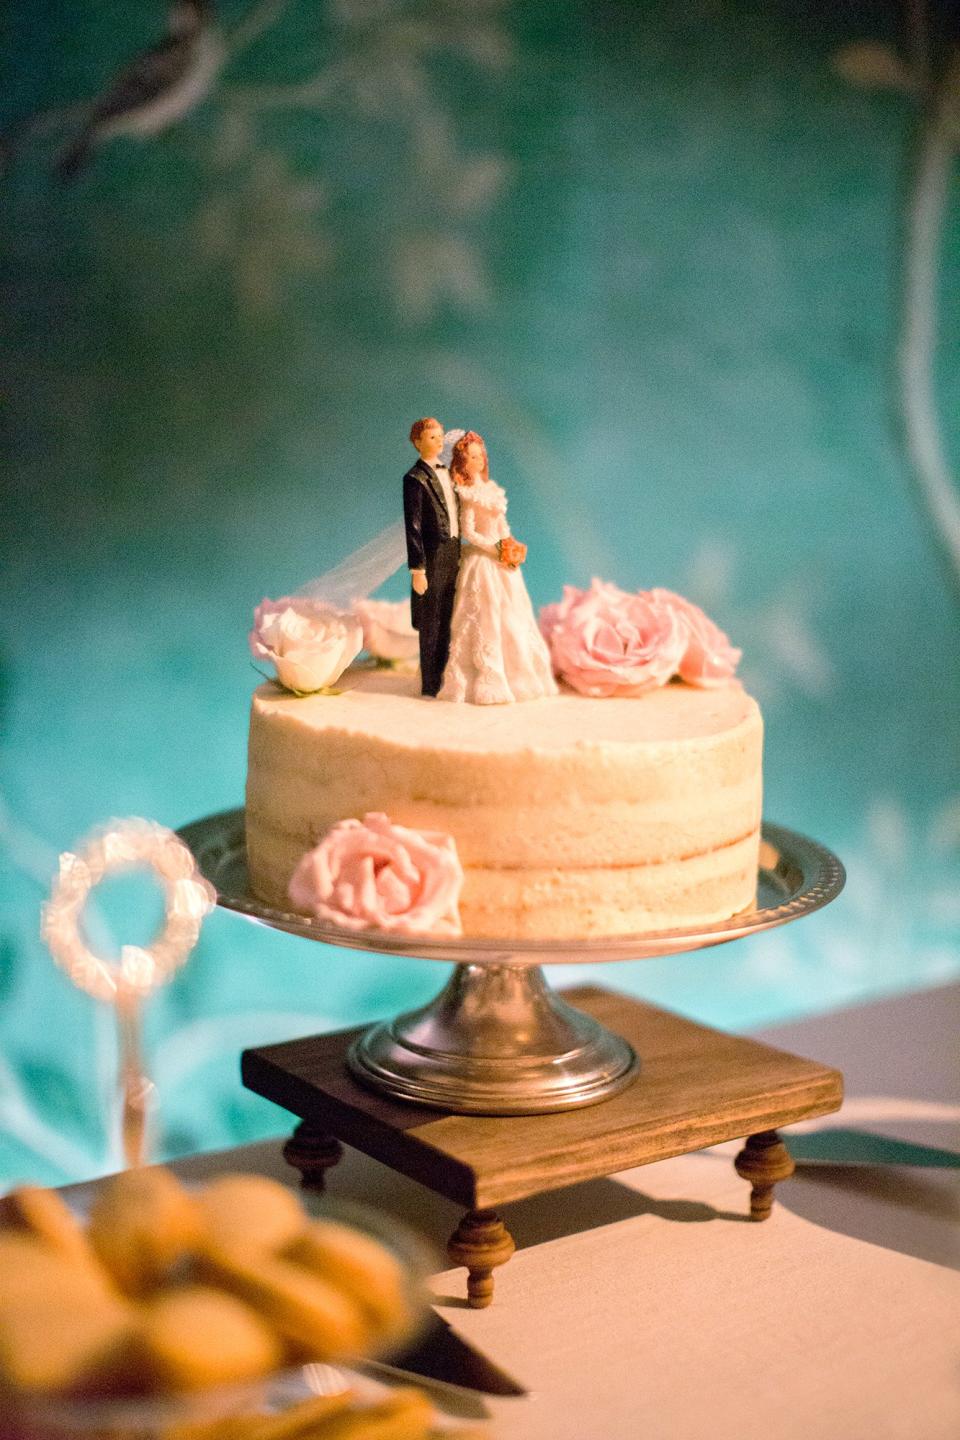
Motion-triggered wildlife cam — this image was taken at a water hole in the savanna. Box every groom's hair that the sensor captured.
[409,417,441,446]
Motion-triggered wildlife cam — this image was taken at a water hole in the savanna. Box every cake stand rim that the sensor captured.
[177,808,845,964]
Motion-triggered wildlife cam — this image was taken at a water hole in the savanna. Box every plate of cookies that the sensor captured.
[0,1166,468,1440]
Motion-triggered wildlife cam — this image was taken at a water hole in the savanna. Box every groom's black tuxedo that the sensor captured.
[403,457,460,696]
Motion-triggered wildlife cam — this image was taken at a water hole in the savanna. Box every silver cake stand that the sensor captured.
[179,810,844,1115]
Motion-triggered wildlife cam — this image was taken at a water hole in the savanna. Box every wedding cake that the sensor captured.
[245,666,762,941]
[244,423,762,942]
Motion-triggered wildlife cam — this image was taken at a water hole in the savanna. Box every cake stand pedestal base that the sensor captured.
[242,986,843,1308]
[347,961,640,1113]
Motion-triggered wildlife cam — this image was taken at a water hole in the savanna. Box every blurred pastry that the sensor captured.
[141,1284,284,1390]
[197,1243,369,1359]
[286,1220,410,1334]
[1,1184,97,1266]
[0,1283,135,1395]
[88,1166,203,1294]
[196,1173,308,1253]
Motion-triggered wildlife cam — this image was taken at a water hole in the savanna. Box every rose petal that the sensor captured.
[250,597,362,693]
[288,812,464,937]
[540,579,693,696]
[354,598,419,662]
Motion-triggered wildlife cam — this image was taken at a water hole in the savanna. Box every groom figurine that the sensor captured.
[403,417,461,696]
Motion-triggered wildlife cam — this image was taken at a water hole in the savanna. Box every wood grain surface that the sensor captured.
[242,986,843,1209]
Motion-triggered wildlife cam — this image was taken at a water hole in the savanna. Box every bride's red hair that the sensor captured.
[451,431,489,486]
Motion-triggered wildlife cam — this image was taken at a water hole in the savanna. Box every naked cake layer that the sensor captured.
[245,668,763,939]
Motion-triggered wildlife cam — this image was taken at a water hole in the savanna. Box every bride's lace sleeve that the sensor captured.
[491,482,511,541]
[459,497,483,547]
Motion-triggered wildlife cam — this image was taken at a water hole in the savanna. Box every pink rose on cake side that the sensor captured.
[647,588,742,687]
[288,813,464,937]
[250,598,362,695]
[539,579,686,697]
[353,598,419,662]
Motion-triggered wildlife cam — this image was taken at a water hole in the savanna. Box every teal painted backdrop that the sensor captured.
[2,1,958,1187]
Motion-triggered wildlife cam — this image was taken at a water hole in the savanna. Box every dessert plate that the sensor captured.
[12,1186,438,1438]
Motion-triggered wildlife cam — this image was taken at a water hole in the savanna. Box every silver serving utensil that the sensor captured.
[366,1312,527,1401]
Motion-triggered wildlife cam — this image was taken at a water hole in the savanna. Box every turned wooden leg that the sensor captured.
[734,1129,796,1220]
[283,1121,344,1191]
[447,1208,516,1309]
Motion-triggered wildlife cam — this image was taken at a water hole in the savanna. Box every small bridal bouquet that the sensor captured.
[498,536,527,569]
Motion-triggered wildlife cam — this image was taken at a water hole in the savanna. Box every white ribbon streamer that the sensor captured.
[295,429,465,608]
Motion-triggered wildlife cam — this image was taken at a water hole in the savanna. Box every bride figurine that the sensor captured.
[439,431,558,704]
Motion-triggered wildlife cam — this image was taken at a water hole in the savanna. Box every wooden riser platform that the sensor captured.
[243,986,843,1306]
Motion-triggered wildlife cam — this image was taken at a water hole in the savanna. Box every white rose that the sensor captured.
[249,597,362,694]
[353,598,419,662]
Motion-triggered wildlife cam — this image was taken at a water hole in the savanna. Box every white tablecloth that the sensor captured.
[132,983,960,1439]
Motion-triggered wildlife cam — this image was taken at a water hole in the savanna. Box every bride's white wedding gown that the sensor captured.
[439,477,558,704]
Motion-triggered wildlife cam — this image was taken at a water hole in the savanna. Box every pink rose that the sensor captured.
[250,597,362,695]
[288,812,464,938]
[353,598,419,662]
[647,589,741,686]
[539,579,686,697]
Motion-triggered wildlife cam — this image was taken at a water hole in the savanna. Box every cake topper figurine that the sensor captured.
[437,430,557,704]
[403,417,462,696]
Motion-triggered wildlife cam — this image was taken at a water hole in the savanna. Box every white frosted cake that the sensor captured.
[245,667,763,939]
